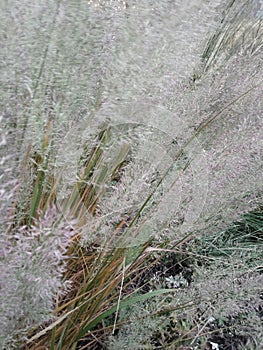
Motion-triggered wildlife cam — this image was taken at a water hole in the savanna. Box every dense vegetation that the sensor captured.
[1,0,262,348]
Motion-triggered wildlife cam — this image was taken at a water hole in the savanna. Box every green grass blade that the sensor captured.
[76,288,174,341]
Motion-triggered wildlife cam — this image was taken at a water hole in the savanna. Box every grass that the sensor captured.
[1,0,263,349]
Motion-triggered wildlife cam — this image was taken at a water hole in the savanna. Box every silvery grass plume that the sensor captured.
[0,207,73,348]
[0,113,18,233]
[53,0,262,247]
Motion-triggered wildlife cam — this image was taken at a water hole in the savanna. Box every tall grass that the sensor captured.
[0,0,262,348]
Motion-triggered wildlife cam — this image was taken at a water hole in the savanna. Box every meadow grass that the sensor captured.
[0,0,262,349]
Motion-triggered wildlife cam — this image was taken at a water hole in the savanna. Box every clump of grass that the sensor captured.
[0,0,262,349]
[0,207,73,348]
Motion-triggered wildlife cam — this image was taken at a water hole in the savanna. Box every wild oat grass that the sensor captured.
[0,0,262,348]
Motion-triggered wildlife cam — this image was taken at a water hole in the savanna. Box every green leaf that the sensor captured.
[76,289,174,341]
